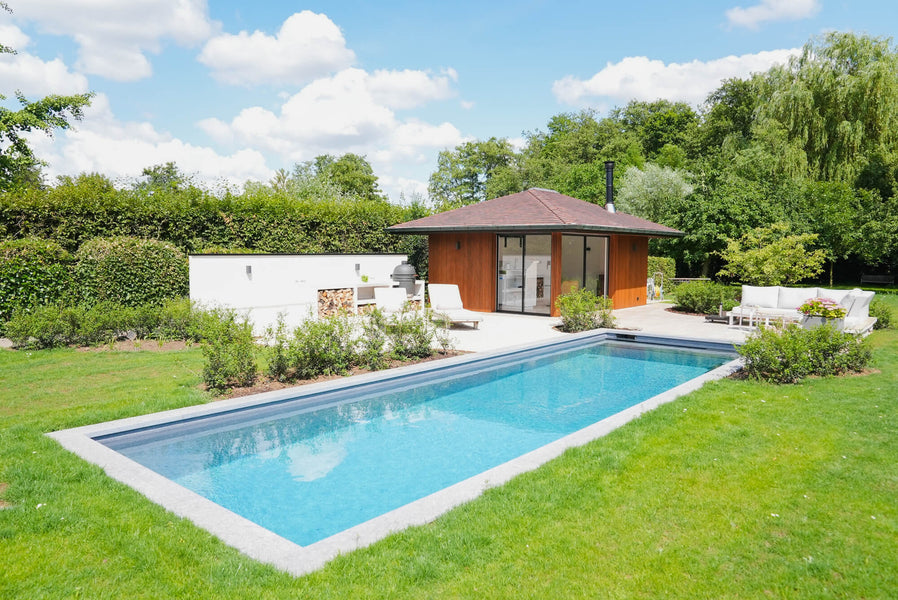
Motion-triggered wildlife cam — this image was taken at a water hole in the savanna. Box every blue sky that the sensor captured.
[2,0,896,201]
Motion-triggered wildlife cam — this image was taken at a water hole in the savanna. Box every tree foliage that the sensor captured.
[717,223,826,286]
[428,138,518,208]
[0,3,93,191]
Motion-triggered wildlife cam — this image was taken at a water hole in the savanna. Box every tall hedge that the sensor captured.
[648,256,676,284]
[0,182,430,277]
[72,237,188,306]
[0,237,72,321]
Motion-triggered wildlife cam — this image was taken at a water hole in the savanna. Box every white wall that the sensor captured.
[189,254,410,334]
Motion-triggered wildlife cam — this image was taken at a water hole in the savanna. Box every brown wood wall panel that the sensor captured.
[428,233,496,312]
[609,235,648,309]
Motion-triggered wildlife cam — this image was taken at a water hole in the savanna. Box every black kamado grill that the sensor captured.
[391,261,416,296]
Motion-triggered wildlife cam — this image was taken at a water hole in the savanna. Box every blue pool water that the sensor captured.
[102,340,731,546]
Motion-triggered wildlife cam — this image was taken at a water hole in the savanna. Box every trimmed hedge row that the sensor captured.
[73,237,188,306]
[0,183,428,260]
[0,238,73,321]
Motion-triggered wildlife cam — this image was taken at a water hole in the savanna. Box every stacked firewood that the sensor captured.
[317,288,353,318]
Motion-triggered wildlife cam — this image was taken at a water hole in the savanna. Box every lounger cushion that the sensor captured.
[741,285,780,308]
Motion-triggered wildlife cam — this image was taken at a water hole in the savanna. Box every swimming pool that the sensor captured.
[51,330,740,575]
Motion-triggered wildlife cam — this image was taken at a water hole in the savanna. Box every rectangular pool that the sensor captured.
[50,330,740,575]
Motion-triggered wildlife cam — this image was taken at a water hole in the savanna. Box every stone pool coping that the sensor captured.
[48,328,742,577]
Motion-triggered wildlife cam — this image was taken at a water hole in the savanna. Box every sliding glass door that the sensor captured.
[496,234,552,314]
[561,235,608,297]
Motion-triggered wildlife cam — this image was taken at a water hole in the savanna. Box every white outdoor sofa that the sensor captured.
[729,285,876,333]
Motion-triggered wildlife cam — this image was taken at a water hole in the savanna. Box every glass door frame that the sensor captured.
[495,233,552,315]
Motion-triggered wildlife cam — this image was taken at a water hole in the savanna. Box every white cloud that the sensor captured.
[12,0,215,81]
[367,68,456,109]
[29,94,273,188]
[198,11,355,86]
[200,67,462,160]
[553,48,799,107]
[726,0,820,29]
[0,48,89,97]
[0,23,31,50]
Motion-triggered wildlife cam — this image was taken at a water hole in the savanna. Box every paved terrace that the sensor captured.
[444,302,750,353]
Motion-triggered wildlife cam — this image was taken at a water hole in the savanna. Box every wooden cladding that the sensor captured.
[428,231,649,313]
[609,235,648,309]
[428,233,496,312]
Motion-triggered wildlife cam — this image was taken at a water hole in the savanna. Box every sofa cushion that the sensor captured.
[846,290,874,318]
[741,285,780,308]
[817,287,853,304]
[778,287,818,310]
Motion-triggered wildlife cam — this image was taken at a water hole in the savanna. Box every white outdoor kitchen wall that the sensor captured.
[189,254,409,334]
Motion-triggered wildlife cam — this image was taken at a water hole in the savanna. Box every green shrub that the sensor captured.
[264,314,291,382]
[387,306,434,360]
[73,236,188,306]
[4,303,81,349]
[5,298,209,349]
[555,287,614,333]
[738,324,871,384]
[289,314,357,379]
[0,238,72,322]
[201,309,258,393]
[359,308,388,370]
[673,281,739,314]
[870,297,893,329]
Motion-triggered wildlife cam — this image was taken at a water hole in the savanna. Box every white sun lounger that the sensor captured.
[427,283,484,329]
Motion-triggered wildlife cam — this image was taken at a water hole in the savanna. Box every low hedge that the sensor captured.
[738,324,871,384]
[673,280,739,314]
[4,298,205,349]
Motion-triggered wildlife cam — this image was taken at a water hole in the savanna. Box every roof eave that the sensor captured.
[386,224,684,238]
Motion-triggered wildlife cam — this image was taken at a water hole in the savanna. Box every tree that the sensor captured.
[135,162,190,192]
[428,138,517,209]
[314,153,385,202]
[699,77,759,154]
[617,163,693,224]
[757,32,898,188]
[612,100,699,158]
[0,3,93,191]
[717,223,826,285]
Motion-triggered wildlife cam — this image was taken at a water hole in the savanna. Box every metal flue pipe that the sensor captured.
[604,160,616,213]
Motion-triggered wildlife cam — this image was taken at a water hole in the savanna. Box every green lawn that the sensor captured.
[1,302,896,599]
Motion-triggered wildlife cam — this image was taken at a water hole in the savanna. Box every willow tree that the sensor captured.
[757,32,898,187]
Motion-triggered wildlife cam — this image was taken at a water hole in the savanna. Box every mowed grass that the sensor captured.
[1,299,896,599]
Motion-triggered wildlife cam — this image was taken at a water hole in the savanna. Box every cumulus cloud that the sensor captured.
[552,48,798,106]
[0,38,89,96]
[0,23,31,50]
[198,11,355,86]
[199,67,462,159]
[29,94,273,188]
[11,0,215,81]
[726,0,820,29]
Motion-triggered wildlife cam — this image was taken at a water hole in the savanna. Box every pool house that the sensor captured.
[387,188,682,316]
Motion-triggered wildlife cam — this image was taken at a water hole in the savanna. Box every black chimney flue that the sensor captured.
[604,160,616,213]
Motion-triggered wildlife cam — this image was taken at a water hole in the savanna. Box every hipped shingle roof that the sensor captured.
[387,188,683,237]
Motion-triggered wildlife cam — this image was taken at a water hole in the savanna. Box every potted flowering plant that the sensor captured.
[798,297,847,329]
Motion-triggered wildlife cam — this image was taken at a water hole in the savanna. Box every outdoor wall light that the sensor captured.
[355,263,360,272]
[245,265,252,278]
[456,241,461,250]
